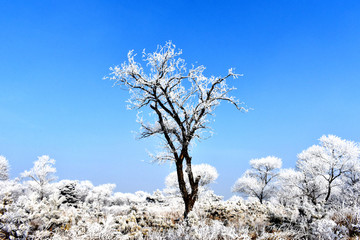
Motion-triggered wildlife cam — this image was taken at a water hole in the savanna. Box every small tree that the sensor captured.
[0,155,9,181]
[21,155,57,200]
[107,42,246,217]
[232,156,282,203]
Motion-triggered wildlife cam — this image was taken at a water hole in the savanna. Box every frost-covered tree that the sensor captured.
[0,155,9,180]
[232,156,282,204]
[297,135,360,203]
[21,155,57,200]
[106,41,246,217]
[278,168,326,206]
[277,135,360,206]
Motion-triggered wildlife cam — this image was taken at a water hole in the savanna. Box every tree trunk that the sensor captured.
[325,183,332,202]
[182,177,200,218]
[175,151,201,219]
[183,194,197,218]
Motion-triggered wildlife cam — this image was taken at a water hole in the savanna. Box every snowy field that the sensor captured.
[1,135,360,239]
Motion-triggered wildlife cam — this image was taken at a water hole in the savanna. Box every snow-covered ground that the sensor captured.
[1,134,360,239]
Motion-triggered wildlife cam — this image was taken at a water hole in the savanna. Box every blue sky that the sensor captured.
[1,0,360,198]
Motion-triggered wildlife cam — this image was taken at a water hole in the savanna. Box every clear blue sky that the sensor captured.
[1,0,360,198]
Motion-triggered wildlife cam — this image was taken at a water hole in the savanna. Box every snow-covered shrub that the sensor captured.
[0,179,25,203]
[150,189,167,203]
[75,180,94,202]
[147,219,248,240]
[111,192,145,205]
[330,207,360,238]
[57,180,80,207]
[197,189,223,204]
[85,183,115,207]
[310,219,338,240]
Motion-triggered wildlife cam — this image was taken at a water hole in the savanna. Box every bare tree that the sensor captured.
[107,41,246,218]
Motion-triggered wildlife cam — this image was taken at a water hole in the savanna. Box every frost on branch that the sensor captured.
[106,41,247,162]
[106,41,247,218]
[232,156,282,204]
